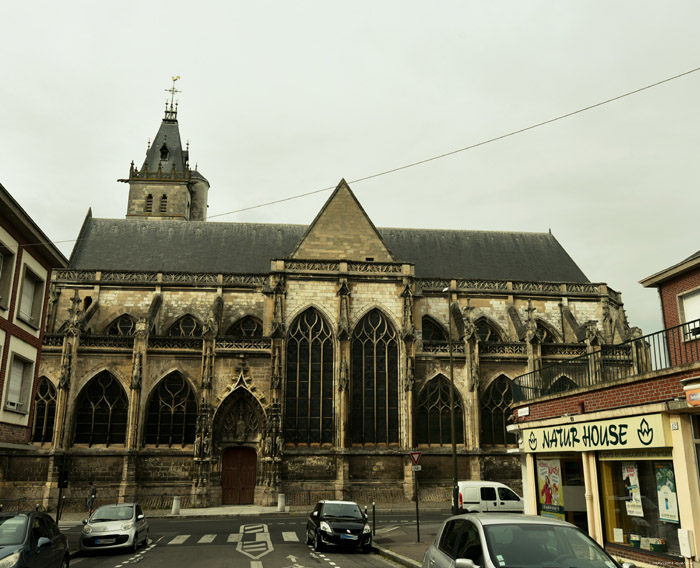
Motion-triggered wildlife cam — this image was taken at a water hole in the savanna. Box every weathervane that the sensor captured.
[165,75,181,107]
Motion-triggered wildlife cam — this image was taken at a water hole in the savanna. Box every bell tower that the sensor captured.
[120,77,209,221]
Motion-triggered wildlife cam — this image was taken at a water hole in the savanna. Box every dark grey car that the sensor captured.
[0,512,69,568]
[305,500,372,553]
[422,513,637,568]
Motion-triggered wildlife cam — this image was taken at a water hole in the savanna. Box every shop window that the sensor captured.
[416,374,464,446]
[31,377,56,445]
[600,458,680,555]
[144,373,197,447]
[18,267,44,328]
[0,244,14,310]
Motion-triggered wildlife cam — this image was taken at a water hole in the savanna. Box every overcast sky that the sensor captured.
[3,1,699,335]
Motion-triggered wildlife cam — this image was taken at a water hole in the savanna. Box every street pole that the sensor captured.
[444,288,459,515]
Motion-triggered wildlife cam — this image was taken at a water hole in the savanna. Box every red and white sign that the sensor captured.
[409,452,422,465]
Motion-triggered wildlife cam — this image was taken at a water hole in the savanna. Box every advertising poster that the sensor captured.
[622,462,644,517]
[537,458,565,520]
[655,464,679,523]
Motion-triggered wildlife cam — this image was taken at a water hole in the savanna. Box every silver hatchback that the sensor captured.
[422,513,637,568]
[79,503,148,553]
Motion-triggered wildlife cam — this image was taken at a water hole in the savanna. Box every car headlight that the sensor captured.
[319,521,332,533]
[0,551,21,568]
[83,525,93,534]
[121,521,134,531]
[363,523,371,534]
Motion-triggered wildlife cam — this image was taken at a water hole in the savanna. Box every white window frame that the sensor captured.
[0,243,15,311]
[4,353,33,414]
[678,287,700,341]
[17,266,44,329]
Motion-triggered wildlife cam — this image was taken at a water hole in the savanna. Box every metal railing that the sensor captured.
[513,318,700,403]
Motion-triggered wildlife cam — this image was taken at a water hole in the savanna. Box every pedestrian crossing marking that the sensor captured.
[198,534,216,543]
[228,533,242,543]
[282,532,299,542]
[168,535,190,545]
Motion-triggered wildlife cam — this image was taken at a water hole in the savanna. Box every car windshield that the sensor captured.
[0,516,28,546]
[483,523,618,568]
[322,503,363,519]
[91,505,134,523]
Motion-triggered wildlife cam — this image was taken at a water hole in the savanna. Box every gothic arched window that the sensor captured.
[350,309,399,445]
[144,373,197,447]
[475,318,502,342]
[481,375,516,447]
[535,322,556,343]
[145,194,153,213]
[167,315,202,337]
[31,377,56,445]
[226,316,263,338]
[73,372,128,447]
[416,375,464,447]
[105,315,137,336]
[422,316,447,345]
[284,308,334,445]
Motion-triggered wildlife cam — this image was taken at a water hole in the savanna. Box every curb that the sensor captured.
[373,544,421,568]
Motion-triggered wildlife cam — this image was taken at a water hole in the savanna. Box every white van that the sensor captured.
[455,480,524,513]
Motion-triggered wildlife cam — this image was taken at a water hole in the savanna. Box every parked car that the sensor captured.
[305,500,371,553]
[0,511,69,567]
[453,481,524,513]
[79,503,148,553]
[422,513,637,568]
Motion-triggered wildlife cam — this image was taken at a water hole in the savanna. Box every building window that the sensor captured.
[350,309,399,445]
[284,308,334,445]
[599,458,680,555]
[475,318,502,342]
[18,267,44,327]
[31,377,56,445]
[480,375,516,446]
[160,143,169,161]
[144,373,197,447]
[167,315,202,337]
[535,322,556,343]
[145,194,153,213]
[226,316,263,338]
[4,354,33,413]
[73,372,128,447]
[416,374,464,447]
[0,244,14,310]
[105,315,137,336]
[159,194,167,213]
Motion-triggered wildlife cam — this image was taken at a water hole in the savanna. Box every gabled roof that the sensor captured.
[640,248,700,288]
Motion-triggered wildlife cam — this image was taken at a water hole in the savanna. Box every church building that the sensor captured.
[15,96,639,510]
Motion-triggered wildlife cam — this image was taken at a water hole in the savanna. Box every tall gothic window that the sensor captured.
[481,374,516,446]
[167,315,202,337]
[226,316,263,338]
[73,372,128,447]
[350,309,399,445]
[144,373,197,447]
[105,315,137,336]
[475,318,502,342]
[416,375,464,446]
[284,308,334,445]
[31,377,56,445]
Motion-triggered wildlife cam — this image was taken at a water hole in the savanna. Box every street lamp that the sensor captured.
[442,287,460,515]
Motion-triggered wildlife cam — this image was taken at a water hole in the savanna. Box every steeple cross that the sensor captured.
[165,76,181,107]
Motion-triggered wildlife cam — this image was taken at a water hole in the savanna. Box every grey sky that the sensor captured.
[3,1,699,335]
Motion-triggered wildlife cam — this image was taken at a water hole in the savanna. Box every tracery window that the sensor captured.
[105,315,137,336]
[416,375,464,446]
[226,316,263,338]
[73,372,128,447]
[350,309,399,445]
[535,322,556,343]
[480,374,516,446]
[31,377,56,445]
[144,373,197,447]
[284,308,334,445]
[422,316,448,346]
[475,318,502,342]
[167,315,202,337]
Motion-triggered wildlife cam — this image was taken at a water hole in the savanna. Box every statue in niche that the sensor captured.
[235,414,246,440]
[404,356,415,392]
[58,351,72,389]
[338,359,349,392]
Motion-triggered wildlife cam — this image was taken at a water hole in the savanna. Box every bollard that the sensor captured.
[372,501,376,535]
[171,496,181,515]
[35,504,39,511]
[277,493,286,512]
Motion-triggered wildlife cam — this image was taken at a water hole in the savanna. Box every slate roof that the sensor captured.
[70,214,589,283]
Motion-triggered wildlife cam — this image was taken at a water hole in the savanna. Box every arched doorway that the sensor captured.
[222,447,257,504]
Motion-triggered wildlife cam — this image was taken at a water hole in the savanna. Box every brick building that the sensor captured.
[508,251,700,567]
[5,98,640,512]
[0,183,68,491]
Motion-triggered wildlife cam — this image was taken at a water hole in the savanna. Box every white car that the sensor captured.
[422,513,636,568]
[79,503,148,553]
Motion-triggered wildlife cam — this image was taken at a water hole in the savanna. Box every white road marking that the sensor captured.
[282,531,299,541]
[228,533,242,542]
[168,535,190,544]
[198,534,216,543]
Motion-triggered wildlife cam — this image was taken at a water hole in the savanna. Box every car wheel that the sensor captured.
[61,554,70,568]
[313,531,324,552]
[305,528,312,545]
[131,535,139,553]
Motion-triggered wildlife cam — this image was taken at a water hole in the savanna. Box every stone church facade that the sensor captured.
[7,100,640,510]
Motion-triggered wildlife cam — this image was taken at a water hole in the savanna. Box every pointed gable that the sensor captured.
[290,179,395,262]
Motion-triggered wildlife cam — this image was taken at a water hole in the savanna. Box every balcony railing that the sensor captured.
[512,318,700,403]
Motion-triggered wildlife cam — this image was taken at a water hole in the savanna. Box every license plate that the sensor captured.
[95,539,115,545]
[341,534,358,540]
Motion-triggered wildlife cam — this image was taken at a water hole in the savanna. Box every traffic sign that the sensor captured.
[412,465,422,471]
[409,451,422,465]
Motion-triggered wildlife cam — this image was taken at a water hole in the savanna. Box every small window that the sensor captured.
[160,143,169,161]
[145,194,153,213]
[5,354,33,414]
[680,289,700,325]
[0,244,15,309]
[18,268,44,328]
[167,315,202,337]
[159,194,167,213]
[105,315,136,336]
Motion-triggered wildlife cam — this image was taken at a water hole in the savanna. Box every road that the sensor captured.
[60,511,445,568]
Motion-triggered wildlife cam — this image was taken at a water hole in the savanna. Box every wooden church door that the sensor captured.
[222,447,257,504]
